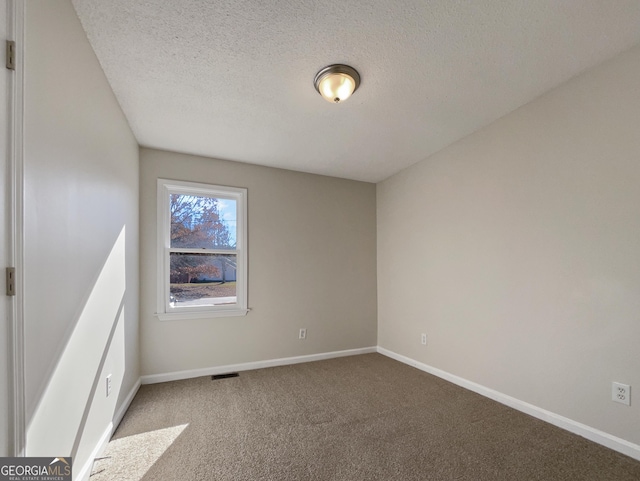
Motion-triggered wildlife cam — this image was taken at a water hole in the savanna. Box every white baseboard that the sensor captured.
[81,346,639,479]
[377,346,640,462]
[78,348,375,479]
[76,379,142,481]
[141,346,378,385]
[114,378,141,431]
[75,422,112,481]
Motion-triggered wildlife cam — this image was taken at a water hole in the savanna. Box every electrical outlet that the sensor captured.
[299,328,307,340]
[612,382,630,406]
[421,333,427,345]
[106,374,112,398]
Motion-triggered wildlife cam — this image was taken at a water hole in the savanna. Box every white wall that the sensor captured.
[24,0,139,475]
[377,44,640,446]
[140,148,377,377]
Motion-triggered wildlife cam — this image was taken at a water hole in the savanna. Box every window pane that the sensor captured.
[170,253,237,307]
[170,194,237,249]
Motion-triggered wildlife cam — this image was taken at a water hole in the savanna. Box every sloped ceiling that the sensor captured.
[72,0,640,182]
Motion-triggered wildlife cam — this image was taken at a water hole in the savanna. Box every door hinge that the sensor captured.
[6,40,16,70]
[6,268,16,296]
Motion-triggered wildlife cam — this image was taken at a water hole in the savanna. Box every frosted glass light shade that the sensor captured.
[314,65,360,103]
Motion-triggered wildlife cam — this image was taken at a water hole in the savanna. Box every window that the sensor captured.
[157,179,248,320]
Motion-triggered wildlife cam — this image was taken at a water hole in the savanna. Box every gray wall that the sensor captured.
[24,0,139,472]
[140,148,377,376]
[377,44,640,445]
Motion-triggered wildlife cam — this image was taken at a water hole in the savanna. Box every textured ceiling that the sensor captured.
[71,0,640,183]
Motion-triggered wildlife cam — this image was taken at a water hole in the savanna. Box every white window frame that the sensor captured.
[156,178,248,320]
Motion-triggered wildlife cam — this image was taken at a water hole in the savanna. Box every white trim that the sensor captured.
[7,0,25,458]
[377,347,640,462]
[113,378,141,431]
[76,378,142,481]
[75,422,113,481]
[156,178,248,319]
[141,347,377,385]
[169,247,237,255]
[157,308,248,321]
[156,179,166,315]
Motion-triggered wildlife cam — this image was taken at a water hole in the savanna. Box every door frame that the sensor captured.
[6,0,25,457]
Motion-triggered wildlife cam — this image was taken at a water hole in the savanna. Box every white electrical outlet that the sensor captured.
[106,374,112,398]
[612,382,630,406]
[299,328,307,340]
[421,333,427,345]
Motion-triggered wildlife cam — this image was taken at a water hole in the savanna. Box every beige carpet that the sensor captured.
[91,354,640,480]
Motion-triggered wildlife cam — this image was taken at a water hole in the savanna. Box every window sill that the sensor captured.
[156,309,249,321]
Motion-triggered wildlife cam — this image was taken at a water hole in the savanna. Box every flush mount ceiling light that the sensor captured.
[314,64,361,104]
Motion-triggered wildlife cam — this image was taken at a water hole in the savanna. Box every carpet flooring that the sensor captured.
[90,354,640,480]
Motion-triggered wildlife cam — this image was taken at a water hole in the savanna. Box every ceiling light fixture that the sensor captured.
[314,64,361,104]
